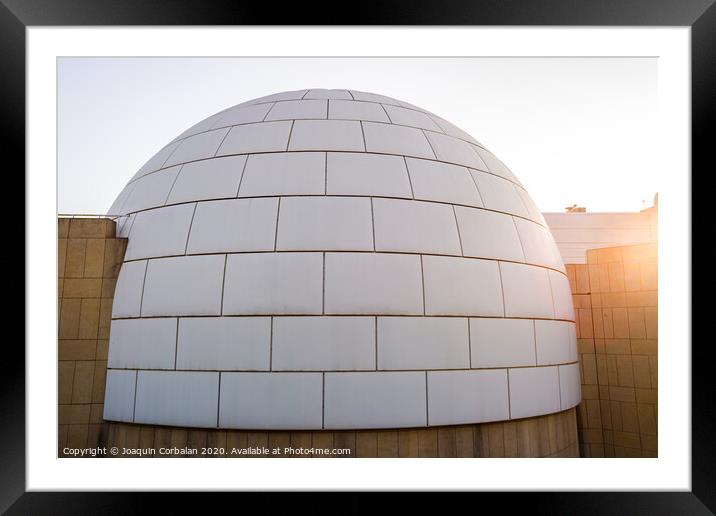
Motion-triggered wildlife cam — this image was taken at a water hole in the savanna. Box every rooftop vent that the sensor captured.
[565,204,586,213]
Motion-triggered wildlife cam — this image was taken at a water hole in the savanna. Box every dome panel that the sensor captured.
[166,155,247,204]
[372,198,462,255]
[177,316,271,371]
[272,316,375,371]
[218,372,323,430]
[264,99,327,121]
[508,366,562,420]
[383,104,443,132]
[328,99,390,122]
[405,157,483,207]
[186,198,278,254]
[217,120,292,155]
[469,318,536,368]
[454,207,525,262]
[427,370,510,426]
[210,103,274,130]
[362,121,434,159]
[163,127,230,168]
[120,166,180,213]
[289,119,365,152]
[377,317,470,370]
[304,88,353,100]
[325,152,411,197]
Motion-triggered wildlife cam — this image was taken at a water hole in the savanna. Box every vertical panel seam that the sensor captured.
[370,197,376,251]
[219,254,228,316]
[321,372,326,430]
[374,316,378,371]
[183,202,198,255]
[162,165,185,206]
[547,269,558,320]
[557,365,563,410]
[511,216,528,263]
[452,205,465,257]
[234,154,250,197]
[419,255,427,316]
[512,183,534,218]
[262,102,278,122]
[403,156,416,199]
[467,318,473,369]
[321,252,326,315]
[467,168,486,207]
[285,120,295,152]
[160,140,181,169]
[424,370,429,427]
[420,129,438,160]
[273,197,282,251]
[379,103,393,124]
[138,260,149,317]
[212,127,232,158]
[497,261,507,317]
[216,371,222,428]
[506,368,512,420]
[132,369,139,423]
[174,317,179,370]
[269,316,274,371]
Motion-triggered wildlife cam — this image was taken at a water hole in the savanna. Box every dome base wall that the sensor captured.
[99,408,579,458]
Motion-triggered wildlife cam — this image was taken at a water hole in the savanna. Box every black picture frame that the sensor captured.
[5,0,711,511]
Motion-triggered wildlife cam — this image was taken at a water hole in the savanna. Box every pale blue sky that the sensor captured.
[58,57,657,214]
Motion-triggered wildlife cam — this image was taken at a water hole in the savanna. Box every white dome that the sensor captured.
[104,89,579,430]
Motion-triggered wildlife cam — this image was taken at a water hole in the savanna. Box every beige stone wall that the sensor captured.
[103,408,579,458]
[58,218,127,456]
[567,243,658,457]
